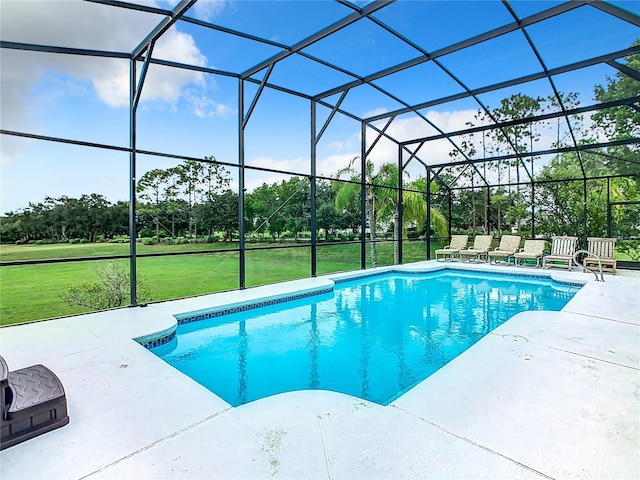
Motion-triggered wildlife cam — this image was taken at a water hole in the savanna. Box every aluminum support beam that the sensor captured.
[426,168,432,260]
[128,60,138,306]
[366,117,395,157]
[397,143,403,265]
[238,79,246,289]
[429,137,640,170]
[243,64,274,128]
[402,95,640,146]
[590,0,640,27]
[0,40,128,58]
[132,0,196,59]
[361,122,367,269]
[311,101,318,277]
[316,90,349,142]
[133,41,155,110]
[86,0,170,16]
[366,46,640,122]
[242,0,394,78]
[316,1,586,100]
[606,60,640,82]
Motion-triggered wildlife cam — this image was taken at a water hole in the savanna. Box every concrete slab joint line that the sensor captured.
[389,405,555,480]
[315,406,333,480]
[78,407,232,479]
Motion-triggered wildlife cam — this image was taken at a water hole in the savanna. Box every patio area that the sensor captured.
[1,262,638,479]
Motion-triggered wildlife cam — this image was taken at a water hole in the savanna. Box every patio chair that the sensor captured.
[542,236,579,271]
[458,235,493,262]
[488,235,521,264]
[434,234,468,261]
[583,237,617,274]
[514,239,546,267]
[1,355,69,450]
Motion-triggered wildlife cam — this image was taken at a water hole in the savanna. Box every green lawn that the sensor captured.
[0,241,239,262]
[0,240,445,326]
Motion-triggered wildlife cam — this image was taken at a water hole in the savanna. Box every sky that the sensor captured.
[1,0,639,214]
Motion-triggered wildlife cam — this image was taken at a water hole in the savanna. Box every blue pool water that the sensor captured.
[151,271,580,406]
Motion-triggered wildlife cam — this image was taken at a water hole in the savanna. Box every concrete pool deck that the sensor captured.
[1,262,638,479]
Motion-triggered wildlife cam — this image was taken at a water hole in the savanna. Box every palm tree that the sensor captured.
[334,158,447,266]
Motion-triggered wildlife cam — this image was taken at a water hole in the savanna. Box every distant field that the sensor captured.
[0,241,238,262]
[0,240,444,326]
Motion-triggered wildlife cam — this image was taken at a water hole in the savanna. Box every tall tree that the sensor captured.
[137,168,171,239]
[176,160,205,238]
[591,40,640,177]
[334,158,446,266]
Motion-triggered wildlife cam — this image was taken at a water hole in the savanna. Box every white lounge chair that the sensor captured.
[435,234,468,261]
[583,237,617,274]
[459,235,493,262]
[488,235,521,264]
[542,236,578,271]
[514,239,546,267]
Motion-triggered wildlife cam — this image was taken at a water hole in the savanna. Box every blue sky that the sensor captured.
[1,0,639,214]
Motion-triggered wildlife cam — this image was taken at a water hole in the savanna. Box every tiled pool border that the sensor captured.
[141,331,177,349]
[175,286,334,326]
[139,266,586,350]
[332,267,585,287]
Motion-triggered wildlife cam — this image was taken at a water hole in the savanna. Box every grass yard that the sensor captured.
[0,241,239,262]
[0,240,445,326]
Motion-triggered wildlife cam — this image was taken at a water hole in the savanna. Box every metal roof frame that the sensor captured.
[3,0,638,183]
[1,0,639,298]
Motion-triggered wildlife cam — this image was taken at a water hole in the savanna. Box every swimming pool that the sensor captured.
[151,270,580,406]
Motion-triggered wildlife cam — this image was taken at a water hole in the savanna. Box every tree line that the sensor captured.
[1,43,637,251]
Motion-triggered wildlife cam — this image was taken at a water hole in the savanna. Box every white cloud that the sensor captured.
[248,156,310,176]
[193,0,228,22]
[363,107,388,118]
[185,89,234,119]
[0,0,215,164]
[324,130,360,153]
[317,153,360,178]
[365,109,480,168]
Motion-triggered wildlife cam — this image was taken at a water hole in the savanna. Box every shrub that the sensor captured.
[60,262,152,309]
[617,240,640,261]
[140,237,155,245]
[109,236,129,244]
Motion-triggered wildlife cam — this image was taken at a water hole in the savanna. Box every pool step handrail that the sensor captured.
[573,249,604,282]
